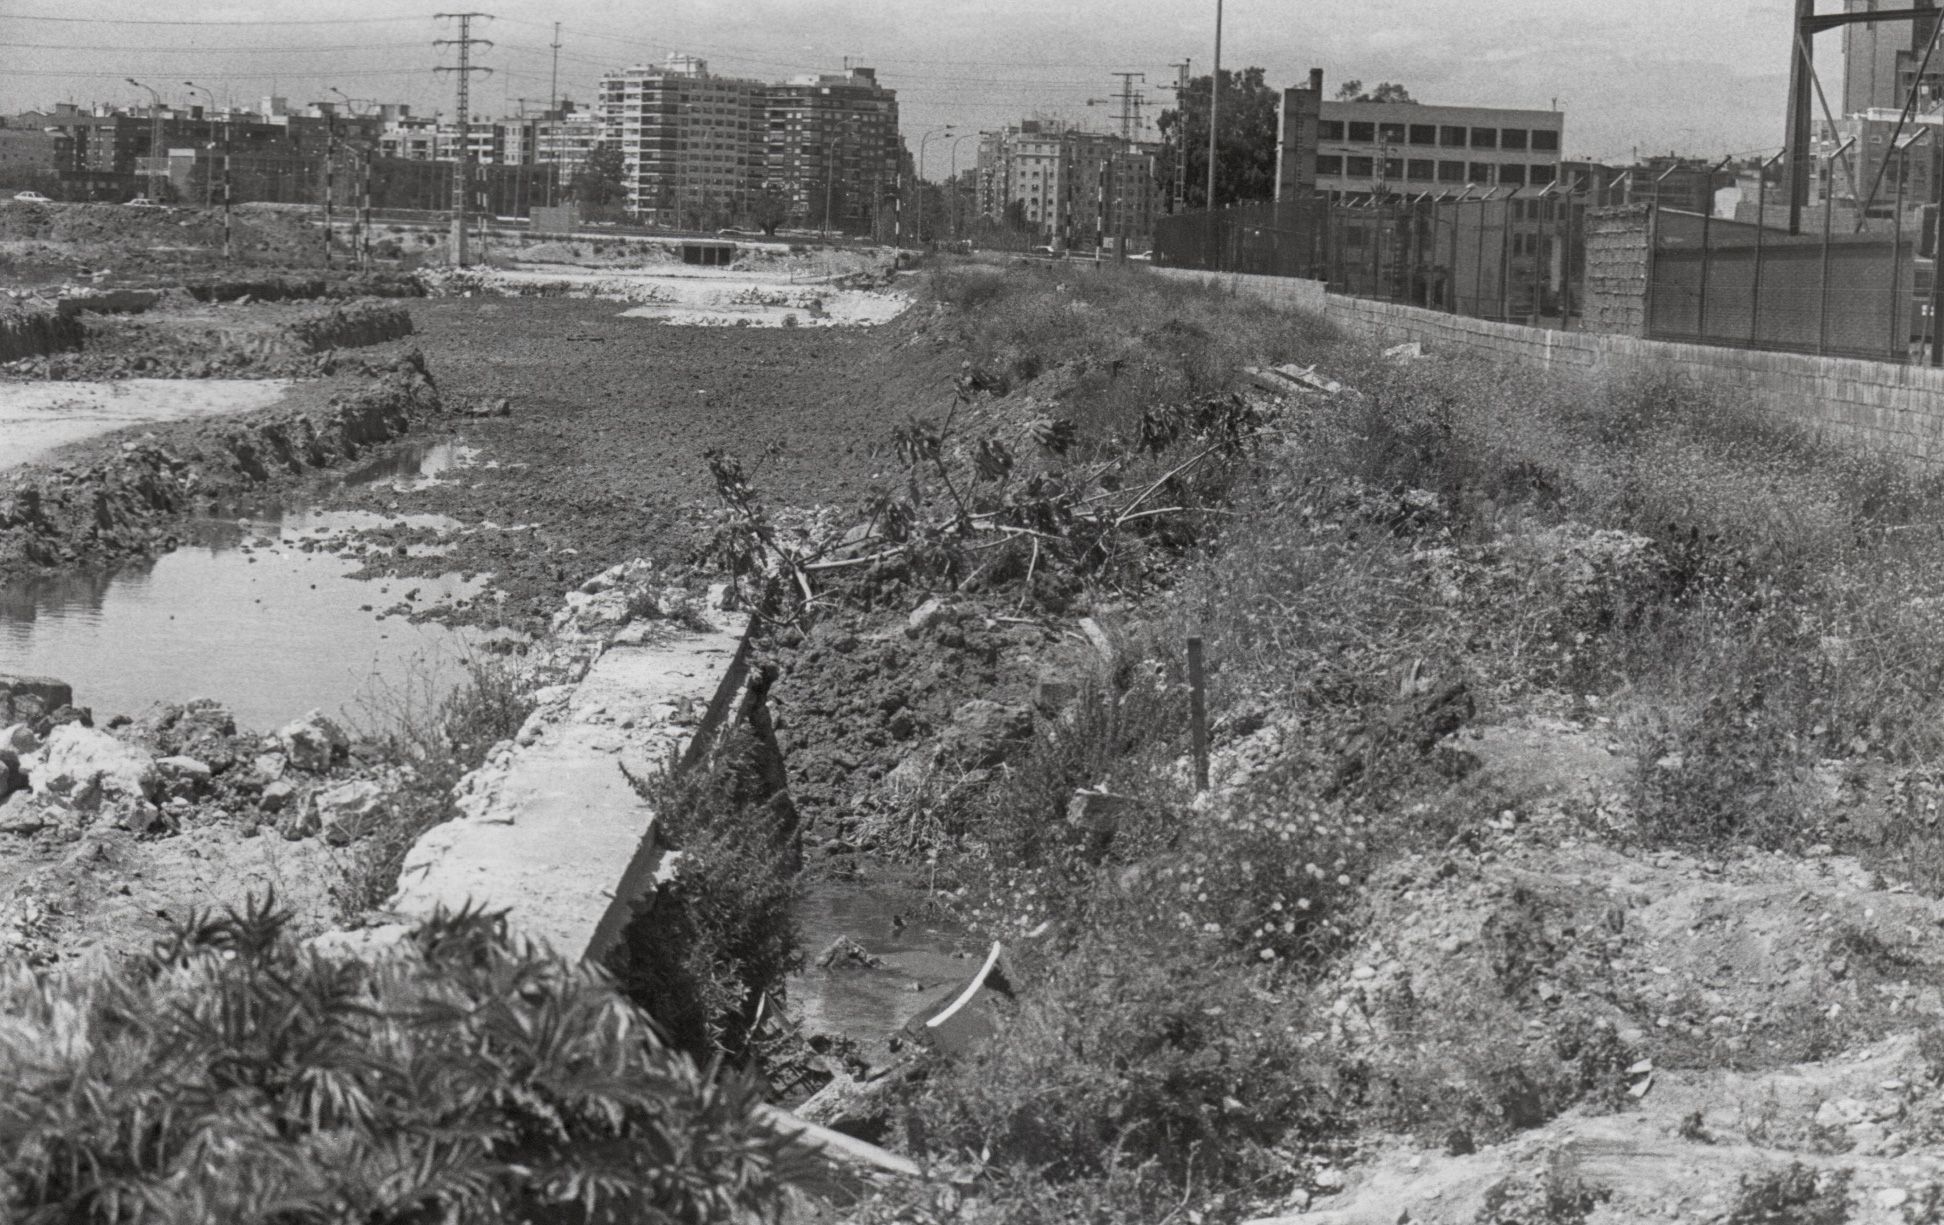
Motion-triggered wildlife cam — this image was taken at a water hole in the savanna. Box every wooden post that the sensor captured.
[1187,636,1209,792]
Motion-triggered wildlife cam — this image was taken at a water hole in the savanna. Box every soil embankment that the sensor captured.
[0,354,439,571]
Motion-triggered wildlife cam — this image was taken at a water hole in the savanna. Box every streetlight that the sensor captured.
[126,77,164,202]
[916,125,955,242]
[182,81,220,207]
[948,132,977,242]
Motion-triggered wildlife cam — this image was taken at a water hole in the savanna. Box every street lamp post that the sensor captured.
[185,81,233,259]
[126,78,164,203]
[948,132,977,242]
[917,125,955,243]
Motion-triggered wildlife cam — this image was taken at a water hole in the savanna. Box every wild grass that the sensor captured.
[877,263,1944,1219]
[334,652,536,918]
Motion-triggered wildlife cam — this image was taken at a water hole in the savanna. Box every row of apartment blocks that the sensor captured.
[1,56,907,233]
[596,57,903,231]
[973,122,1166,249]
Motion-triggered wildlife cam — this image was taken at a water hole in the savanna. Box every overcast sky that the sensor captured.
[3,0,1810,174]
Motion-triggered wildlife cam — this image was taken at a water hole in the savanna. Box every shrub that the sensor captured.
[606,730,802,1062]
[0,898,816,1222]
[907,931,1339,1196]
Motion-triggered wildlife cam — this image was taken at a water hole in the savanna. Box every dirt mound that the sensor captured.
[4,299,417,380]
[0,354,441,572]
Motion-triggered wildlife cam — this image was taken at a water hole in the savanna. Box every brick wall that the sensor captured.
[1147,265,1944,464]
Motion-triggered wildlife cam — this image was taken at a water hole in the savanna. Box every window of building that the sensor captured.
[1318,119,1345,140]
[1407,158,1435,180]
[1470,162,1494,182]
[1316,154,1344,175]
[1531,129,1559,152]
[1470,127,1498,149]
[1440,125,1467,148]
[1379,122,1406,144]
[1529,163,1556,186]
[1346,155,1374,177]
[1501,128,1529,151]
[1348,120,1375,142]
[1499,163,1527,186]
[1438,160,1465,182]
[1383,156,1404,179]
[1409,124,1437,146]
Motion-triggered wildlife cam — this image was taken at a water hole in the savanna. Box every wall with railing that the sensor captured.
[1151,265,1944,463]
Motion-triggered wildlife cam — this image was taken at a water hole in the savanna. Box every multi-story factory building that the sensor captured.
[1310,101,1565,196]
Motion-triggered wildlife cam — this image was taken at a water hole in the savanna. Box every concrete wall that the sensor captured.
[1149,264,1944,463]
[1584,204,1651,337]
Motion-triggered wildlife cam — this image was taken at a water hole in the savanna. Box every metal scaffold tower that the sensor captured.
[436,12,494,267]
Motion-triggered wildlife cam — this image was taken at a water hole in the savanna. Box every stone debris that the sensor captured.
[276,709,349,773]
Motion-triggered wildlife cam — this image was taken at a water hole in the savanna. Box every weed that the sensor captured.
[334,653,535,917]
[606,730,802,1063]
[1725,1163,1852,1225]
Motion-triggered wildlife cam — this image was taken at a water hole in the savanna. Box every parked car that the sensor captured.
[123,196,161,208]
[1128,249,1154,262]
[11,191,52,204]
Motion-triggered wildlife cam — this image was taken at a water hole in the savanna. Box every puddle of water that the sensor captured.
[341,438,479,491]
[0,508,507,733]
[789,879,979,1059]
[0,379,293,470]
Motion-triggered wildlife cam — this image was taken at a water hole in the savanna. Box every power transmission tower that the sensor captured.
[435,12,494,267]
[1110,71,1147,142]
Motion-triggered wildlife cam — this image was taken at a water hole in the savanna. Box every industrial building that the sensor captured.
[1308,100,1565,196]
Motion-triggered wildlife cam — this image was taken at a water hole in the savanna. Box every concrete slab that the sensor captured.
[388,613,751,961]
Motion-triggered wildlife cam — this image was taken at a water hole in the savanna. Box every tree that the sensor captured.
[751,186,789,236]
[1156,66,1281,210]
[570,140,626,216]
[1335,80,1418,104]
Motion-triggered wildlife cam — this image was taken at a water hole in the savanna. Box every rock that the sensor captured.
[259,780,298,813]
[0,674,71,726]
[25,725,159,817]
[116,801,165,835]
[1876,1188,1910,1210]
[1034,675,1080,712]
[1,724,38,756]
[252,751,287,783]
[313,779,387,846]
[278,806,320,841]
[277,710,348,773]
[0,790,46,835]
[155,755,213,800]
[905,596,948,637]
[938,700,1033,769]
[44,704,92,731]
[154,699,239,773]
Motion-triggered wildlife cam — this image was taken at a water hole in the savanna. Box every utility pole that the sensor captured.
[1166,60,1190,214]
[549,22,562,115]
[435,12,494,268]
[1208,0,1223,210]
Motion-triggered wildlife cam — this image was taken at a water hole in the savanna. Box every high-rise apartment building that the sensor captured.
[764,67,900,233]
[976,121,1162,247]
[600,55,764,226]
[1843,0,1944,113]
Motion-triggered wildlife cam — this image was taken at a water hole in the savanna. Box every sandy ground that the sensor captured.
[0,378,293,468]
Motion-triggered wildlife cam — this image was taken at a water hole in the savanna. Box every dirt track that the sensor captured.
[343,293,953,630]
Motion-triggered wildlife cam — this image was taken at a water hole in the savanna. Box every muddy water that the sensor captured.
[0,379,294,469]
[790,879,982,1060]
[0,507,504,732]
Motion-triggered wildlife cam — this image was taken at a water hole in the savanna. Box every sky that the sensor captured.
[2,0,1814,176]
